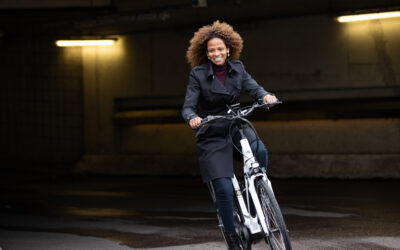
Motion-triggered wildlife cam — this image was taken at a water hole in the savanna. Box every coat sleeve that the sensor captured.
[182,69,201,124]
[240,62,273,101]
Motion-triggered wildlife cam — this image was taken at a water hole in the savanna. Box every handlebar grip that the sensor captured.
[199,116,213,126]
[199,115,225,126]
[256,100,282,107]
[271,100,282,105]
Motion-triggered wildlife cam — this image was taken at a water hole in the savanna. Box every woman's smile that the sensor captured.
[207,37,229,66]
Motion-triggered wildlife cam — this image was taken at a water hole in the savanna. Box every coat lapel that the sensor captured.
[224,73,238,94]
[206,62,230,95]
[211,77,230,95]
[224,60,241,94]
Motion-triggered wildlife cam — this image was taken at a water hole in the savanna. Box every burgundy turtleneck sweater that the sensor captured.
[212,62,227,85]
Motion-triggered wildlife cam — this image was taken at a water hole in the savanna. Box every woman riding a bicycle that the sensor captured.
[182,20,278,250]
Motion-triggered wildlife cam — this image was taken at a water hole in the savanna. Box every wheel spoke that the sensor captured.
[256,179,291,250]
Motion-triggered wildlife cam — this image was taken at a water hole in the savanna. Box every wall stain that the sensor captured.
[368,20,398,86]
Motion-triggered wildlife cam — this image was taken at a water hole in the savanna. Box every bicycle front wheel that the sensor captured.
[255,179,291,250]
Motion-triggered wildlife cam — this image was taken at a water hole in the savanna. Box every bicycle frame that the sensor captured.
[203,101,282,236]
[204,101,291,249]
[232,125,272,237]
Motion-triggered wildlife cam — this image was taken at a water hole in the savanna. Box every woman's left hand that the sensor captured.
[263,94,278,104]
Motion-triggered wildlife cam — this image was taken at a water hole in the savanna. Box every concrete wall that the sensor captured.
[1,6,399,178]
[77,33,190,154]
[78,118,400,178]
[0,37,83,165]
[73,14,400,178]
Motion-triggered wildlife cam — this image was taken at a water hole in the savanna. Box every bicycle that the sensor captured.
[201,101,292,250]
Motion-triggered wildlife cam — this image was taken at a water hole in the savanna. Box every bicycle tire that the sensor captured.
[255,179,292,250]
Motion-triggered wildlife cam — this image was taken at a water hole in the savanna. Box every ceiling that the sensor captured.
[1,0,400,36]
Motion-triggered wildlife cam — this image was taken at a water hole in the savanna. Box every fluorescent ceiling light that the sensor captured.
[56,40,115,47]
[337,11,400,23]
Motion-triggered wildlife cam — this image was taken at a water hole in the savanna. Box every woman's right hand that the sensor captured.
[189,117,202,129]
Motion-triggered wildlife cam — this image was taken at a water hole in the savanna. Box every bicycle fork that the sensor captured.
[232,175,262,234]
[235,137,272,237]
[232,174,272,237]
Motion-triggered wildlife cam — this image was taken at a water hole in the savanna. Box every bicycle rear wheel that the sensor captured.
[255,179,291,250]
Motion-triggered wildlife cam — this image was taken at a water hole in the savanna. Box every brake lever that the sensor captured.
[199,117,209,126]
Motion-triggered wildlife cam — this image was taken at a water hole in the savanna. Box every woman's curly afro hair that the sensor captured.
[186,20,243,68]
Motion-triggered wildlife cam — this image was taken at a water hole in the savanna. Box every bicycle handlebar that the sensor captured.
[199,101,282,126]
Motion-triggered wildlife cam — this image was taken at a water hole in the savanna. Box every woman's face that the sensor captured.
[207,37,229,66]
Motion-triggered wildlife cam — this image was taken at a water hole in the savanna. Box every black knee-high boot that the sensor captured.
[225,231,241,250]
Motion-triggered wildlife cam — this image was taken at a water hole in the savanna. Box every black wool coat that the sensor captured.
[182,60,271,183]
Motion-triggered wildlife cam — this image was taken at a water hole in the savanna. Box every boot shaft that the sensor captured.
[224,231,241,250]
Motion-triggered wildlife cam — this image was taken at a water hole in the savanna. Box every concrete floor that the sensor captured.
[0,171,399,250]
